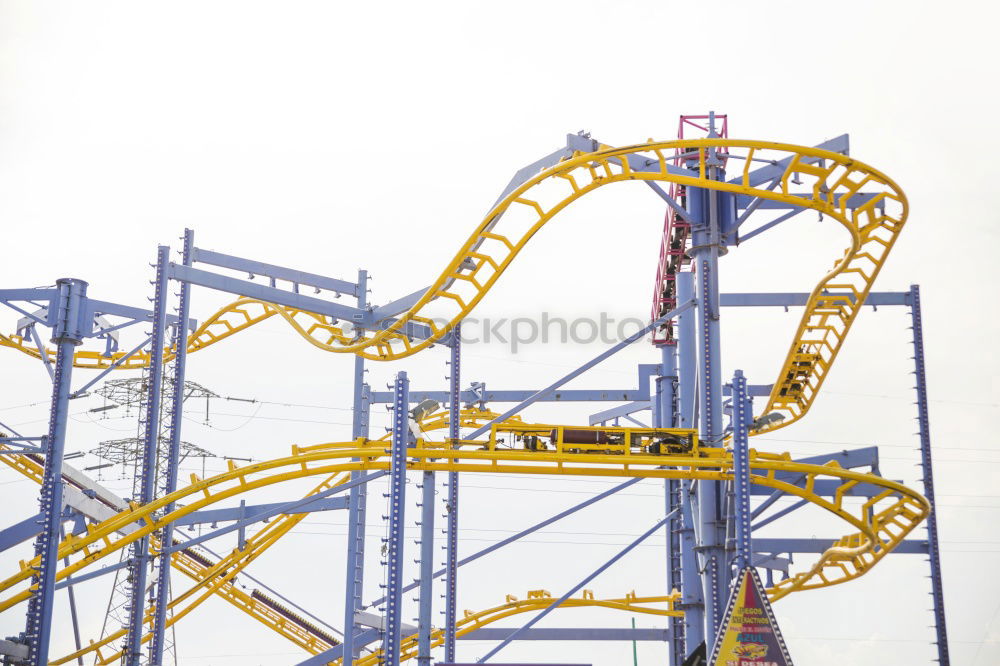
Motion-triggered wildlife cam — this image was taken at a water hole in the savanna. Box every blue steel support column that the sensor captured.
[659,344,685,664]
[731,370,752,572]
[689,154,729,650]
[148,229,194,664]
[124,246,171,665]
[382,372,410,666]
[23,278,87,666]
[343,270,370,665]
[909,285,950,665]
[416,459,436,659]
[674,271,703,652]
[443,324,461,662]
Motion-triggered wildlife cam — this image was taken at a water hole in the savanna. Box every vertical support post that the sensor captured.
[382,372,410,666]
[731,370,752,572]
[148,230,194,664]
[909,285,950,665]
[443,325,461,662]
[659,345,686,664]
[689,150,730,651]
[124,246,171,666]
[23,277,87,666]
[343,270,370,665]
[675,271,703,653]
[416,470,435,663]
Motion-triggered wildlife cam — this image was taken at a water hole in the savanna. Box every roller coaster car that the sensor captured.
[521,435,547,452]
[548,428,620,455]
[647,434,692,455]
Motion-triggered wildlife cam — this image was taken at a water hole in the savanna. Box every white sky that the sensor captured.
[1,1,998,664]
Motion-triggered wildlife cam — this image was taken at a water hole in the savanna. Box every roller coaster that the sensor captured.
[0,113,949,665]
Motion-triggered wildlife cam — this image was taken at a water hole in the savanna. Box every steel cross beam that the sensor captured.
[370,363,664,405]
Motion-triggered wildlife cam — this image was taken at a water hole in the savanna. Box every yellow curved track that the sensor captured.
[0,137,916,663]
[1,139,906,432]
[0,435,928,616]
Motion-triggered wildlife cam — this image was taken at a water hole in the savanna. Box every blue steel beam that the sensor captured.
[372,364,664,405]
[296,627,671,665]
[754,538,928,554]
[22,279,88,666]
[689,172,727,648]
[168,262,439,344]
[674,272,703,652]
[149,228,195,663]
[719,291,910,307]
[343,269,370,666]
[565,133,699,179]
[588,400,651,425]
[659,344,686,666]
[443,324,462,662]
[174,497,349,527]
[465,304,694,441]
[730,135,849,186]
[161,472,385,556]
[462,628,671,642]
[191,247,358,296]
[733,192,883,210]
[167,263,366,322]
[910,284,950,665]
[373,388,645,404]
[731,370,753,571]
[124,247,171,666]
[381,372,410,666]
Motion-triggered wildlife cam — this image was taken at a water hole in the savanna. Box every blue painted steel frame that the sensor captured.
[909,285,950,665]
[148,229,195,663]
[382,372,410,665]
[689,169,728,652]
[730,370,752,571]
[444,324,461,661]
[23,278,87,666]
[124,246,171,666]
[343,269,370,665]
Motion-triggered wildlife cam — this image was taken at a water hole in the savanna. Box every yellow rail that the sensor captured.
[0,436,928,620]
[0,137,912,661]
[356,589,682,666]
[1,138,906,434]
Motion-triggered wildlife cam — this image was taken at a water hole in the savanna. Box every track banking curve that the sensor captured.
[0,137,917,663]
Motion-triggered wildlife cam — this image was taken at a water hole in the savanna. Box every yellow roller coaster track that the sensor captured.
[0,139,906,434]
[0,433,928,623]
[5,410,510,664]
[359,589,683,666]
[0,137,912,662]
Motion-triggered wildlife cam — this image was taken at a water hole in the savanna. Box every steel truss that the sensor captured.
[0,118,949,666]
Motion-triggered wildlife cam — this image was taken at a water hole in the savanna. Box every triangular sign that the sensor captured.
[709,567,794,666]
[682,641,707,666]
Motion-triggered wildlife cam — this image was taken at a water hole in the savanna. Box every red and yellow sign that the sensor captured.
[709,567,794,666]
